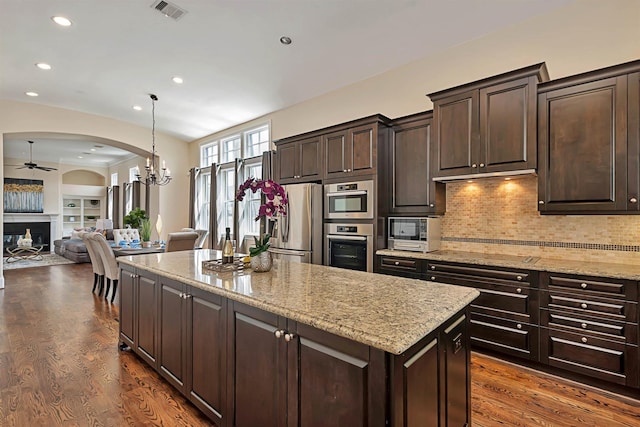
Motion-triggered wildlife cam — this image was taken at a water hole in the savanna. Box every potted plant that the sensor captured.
[236,178,288,272]
[139,217,152,247]
[123,208,147,229]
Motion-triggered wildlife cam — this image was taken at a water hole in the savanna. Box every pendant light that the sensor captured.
[135,94,171,186]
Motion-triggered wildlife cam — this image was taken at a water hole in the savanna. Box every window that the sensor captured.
[196,171,211,230]
[244,125,270,158]
[201,142,219,167]
[240,161,263,237]
[216,166,236,239]
[125,183,133,214]
[221,135,241,163]
[111,172,118,187]
[129,167,138,183]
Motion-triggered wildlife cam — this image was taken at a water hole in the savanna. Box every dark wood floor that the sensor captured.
[1,263,639,426]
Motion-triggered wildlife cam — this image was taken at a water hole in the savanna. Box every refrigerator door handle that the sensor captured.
[282,191,290,243]
[269,248,307,257]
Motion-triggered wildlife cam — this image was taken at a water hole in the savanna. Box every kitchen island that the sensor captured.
[117,249,479,427]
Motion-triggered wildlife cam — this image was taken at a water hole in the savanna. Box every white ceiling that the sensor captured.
[1,0,572,164]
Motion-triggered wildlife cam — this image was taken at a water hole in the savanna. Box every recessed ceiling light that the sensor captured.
[172,76,183,84]
[505,177,512,181]
[90,148,96,152]
[466,180,474,183]
[77,155,83,159]
[36,63,52,70]
[280,36,292,45]
[52,16,72,27]
[25,91,39,97]
[133,105,142,111]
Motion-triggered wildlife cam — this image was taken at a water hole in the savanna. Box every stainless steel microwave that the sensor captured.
[324,180,374,219]
[388,217,441,252]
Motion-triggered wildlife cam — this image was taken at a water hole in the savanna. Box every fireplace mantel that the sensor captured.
[3,214,59,248]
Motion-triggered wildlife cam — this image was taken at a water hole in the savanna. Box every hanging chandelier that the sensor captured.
[135,94,172,186]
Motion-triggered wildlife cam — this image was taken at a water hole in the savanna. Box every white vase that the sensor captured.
[250,251,273,272]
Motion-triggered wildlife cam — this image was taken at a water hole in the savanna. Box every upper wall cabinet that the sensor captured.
[428,63,549,179]
[537,60,640,214]
[380,111,445,215]
[274,135,323,184]
[324,117,390,181]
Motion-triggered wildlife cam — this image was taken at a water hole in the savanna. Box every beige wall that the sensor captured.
[62,170,106,186]
[3,156,62,214]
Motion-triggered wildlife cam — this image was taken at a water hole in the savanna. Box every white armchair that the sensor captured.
[113,228,140,245]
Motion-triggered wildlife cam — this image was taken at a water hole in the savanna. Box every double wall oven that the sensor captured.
[323,180,375,272]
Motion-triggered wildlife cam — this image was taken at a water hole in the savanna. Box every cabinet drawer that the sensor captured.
[470,313,538,361]
[427,262,529,284]
[541,327,638,387]
[377,256,422,279]
[543,291,637,323]
[541,308,636,344]
[546,274,636,300]
[473,288,533,317]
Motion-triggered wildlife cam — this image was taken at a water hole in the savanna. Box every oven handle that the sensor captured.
[326,234,368,241]
[325,191,368,197]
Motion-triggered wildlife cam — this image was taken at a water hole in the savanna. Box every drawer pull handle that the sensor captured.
[581,323,588,329]
[581,283,587,289]
[431,276,436,281]
[394,261,400,266]
[581,337,588,343]
[516,324,522,329]
[516,275,523,281]
[516,288,522,294]
[580,303,588,309]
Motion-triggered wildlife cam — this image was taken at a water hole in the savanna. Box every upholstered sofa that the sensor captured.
[54,229,115,263]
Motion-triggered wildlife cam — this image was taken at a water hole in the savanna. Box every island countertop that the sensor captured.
[118,249,479,355]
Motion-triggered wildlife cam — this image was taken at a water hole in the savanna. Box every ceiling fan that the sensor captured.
[15,141,57,171]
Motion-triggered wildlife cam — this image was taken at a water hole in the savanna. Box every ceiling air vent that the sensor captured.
[150,0,187,21]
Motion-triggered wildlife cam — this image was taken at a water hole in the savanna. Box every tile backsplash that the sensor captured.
[441,176,640,265]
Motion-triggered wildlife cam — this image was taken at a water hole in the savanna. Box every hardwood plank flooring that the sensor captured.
[1,263,639,426]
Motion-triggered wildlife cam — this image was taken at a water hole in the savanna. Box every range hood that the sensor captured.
[432,168,537,182]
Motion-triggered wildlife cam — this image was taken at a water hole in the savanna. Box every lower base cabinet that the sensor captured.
[120,274,472,427]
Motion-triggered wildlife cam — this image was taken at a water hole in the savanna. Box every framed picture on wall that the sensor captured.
[3,178,44,213]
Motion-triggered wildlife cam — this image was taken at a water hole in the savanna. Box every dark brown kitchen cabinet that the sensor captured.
[274,135,322,184]
[158,278,227,425]
[539,272,639,388]
[377,254,424,278]
[385,112,445,215]
[324,119,388,181]
[538,60,640,213]
[119,264,158,368]
[426,261,540,361]
[228,301,386,427]
[429,63,548,179]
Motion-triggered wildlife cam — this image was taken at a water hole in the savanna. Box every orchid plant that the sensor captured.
[236,178,288,256]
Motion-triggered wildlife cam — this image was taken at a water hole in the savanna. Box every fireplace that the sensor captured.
[3,222,50,254]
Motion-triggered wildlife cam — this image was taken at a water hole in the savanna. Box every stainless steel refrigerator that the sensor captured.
[268,183,323,264]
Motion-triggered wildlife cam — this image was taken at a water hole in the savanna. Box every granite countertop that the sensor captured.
[118,250,479,355]
[377,249,640,280]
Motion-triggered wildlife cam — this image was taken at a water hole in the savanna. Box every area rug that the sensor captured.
[2,253,77,270]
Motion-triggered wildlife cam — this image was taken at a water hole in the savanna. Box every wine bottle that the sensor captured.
[222,227,234,264]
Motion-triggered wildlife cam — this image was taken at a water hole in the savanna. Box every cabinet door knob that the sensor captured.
[516,275,523,281]
[431,276,436,281]
[430,265,435,270]
[580,303,588,309]
[630,197,638,203]
[581,337,588,343]
[580,283,587,289]
[274,330,284,339]
[347,169,352,172]
[429,203,434,208]
[581,323,588,329]
[185,294,192,299]
[516,324,522,329]
[538,200,545,205]
[343,169,347,173]
[394,261,400,266]
[479,163,485,168]
[179,292,184,298]
[516,288,522,294]
[472,163,477,168]
[284,333,295,342]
